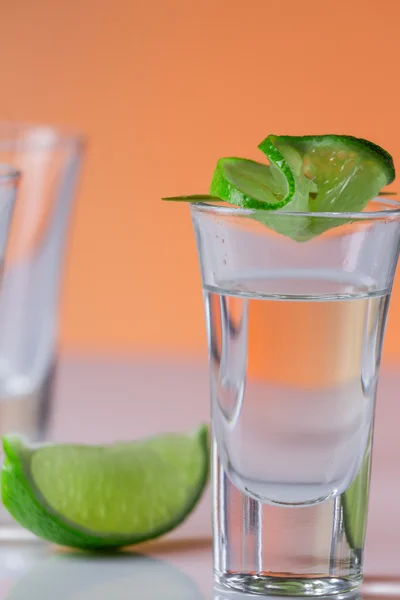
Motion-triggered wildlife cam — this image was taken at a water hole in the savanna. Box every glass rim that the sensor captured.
[0,122,85,152]
[190,197,400,220]
[0,165,20,184]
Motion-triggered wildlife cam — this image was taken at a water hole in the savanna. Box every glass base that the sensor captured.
[216,572,362,597]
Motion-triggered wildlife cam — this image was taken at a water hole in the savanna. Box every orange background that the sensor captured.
[1,0,400,361]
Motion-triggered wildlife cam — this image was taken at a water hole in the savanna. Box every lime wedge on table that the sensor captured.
[164,134,395,241]
[1,426,209,550]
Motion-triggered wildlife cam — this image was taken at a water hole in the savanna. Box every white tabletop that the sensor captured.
[1,356,400,600]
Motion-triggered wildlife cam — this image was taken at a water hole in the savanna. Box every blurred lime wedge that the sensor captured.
[1,426,209,550]
[342,446,371,552]
[163,134,395,241]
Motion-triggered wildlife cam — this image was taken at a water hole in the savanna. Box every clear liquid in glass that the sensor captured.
[206,271,388,595]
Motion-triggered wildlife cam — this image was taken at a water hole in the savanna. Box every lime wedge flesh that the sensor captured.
[1,426,209,550]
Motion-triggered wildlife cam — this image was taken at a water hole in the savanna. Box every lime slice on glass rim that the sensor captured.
[163,134,395,241]
[1,425,209,550]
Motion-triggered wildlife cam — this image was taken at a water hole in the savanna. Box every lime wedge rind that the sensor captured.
[2,435,100,549]
[2,426,209,550]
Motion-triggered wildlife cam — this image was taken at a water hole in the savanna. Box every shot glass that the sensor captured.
[0,124,84,538]
[191,199,400,596]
